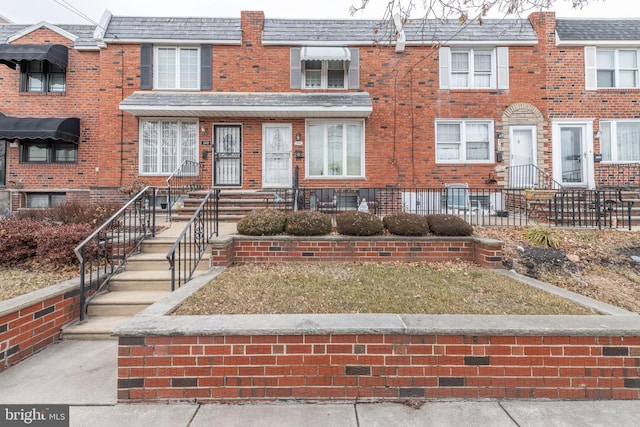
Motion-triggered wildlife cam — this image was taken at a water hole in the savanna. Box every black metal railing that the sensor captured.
[296,186,635,229]
[506,164,563,190]
[73,187,157,321]
[166,160,202,220]
[166,189,219,291]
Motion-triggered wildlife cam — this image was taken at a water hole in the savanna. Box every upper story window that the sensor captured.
[140,44,212,91]
[436,119,494,163]
[21,140,77,163]
[596,49,638,88]
[21,60,66,93]
[155,47,199,90]
[439,47,509,90]
[600,120,640,162]
[290,47,359,90]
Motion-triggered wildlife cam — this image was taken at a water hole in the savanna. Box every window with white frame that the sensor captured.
[600,120,640,162]
[450,49,495,89]
[140,119,198,175]
[436,120,493,163]
[155,47,199,90]
[596,49,639,89]
[303,60,346,89]
[307,120,363,178]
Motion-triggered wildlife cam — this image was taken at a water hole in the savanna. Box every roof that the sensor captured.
[119,92,373,118]
[0,23,97,49]
[0,113,80,143]
[262,18,538,46]
[103,17,242,43]
[0,44,68,69]
[556,19,640,44]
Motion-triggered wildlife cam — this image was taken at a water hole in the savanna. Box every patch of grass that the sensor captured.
[174,262,594,316]
[0,263,77,301]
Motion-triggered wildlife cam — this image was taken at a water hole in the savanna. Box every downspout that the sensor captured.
[119,48,125,186]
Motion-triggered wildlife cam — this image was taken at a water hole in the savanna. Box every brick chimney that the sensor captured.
[241,11,265,47]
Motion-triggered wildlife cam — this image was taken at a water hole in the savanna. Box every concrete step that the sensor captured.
[141,237,181,253]
[62,316,130,340]
[86,291,170,317]
[124,252,211,272]
[108,270,173,291]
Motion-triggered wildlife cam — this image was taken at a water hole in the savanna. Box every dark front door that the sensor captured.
[213,125,242,186]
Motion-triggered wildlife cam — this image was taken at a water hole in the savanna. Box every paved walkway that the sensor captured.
[1,339,639,427]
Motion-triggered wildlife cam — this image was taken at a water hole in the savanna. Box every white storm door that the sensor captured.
[510,126,536,188]
[553,122,594,188]
[263,124,292,188]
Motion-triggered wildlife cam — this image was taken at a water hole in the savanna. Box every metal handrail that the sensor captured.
[506,164,563,190]
[166,160,202,220]
[166,189,219,291]
[73,186,157,321]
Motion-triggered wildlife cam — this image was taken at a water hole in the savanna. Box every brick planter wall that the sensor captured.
[115,314,640,403]
[0,278,82,371]
[211,235,503,268]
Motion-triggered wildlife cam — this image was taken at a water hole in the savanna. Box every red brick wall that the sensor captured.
[0,287,82,371]
[117,334,640,402]
[210,236,503,268]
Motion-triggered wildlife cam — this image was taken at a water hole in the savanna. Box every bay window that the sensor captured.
[307,120,364,178]
[436,120,493,163]
[140,119,198,175]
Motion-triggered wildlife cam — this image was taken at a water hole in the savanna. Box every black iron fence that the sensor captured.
[166,189,219,290]
[73,187,157,321]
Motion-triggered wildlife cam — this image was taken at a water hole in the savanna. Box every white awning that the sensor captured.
[300,46,351,61]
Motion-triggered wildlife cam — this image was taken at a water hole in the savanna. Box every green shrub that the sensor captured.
[335,210,384,236]
[523,225,561,249]
[236,209,288,236]
[36,223,95,265]
[0,218,45,265]
[383,212,430,236]
[285,210,332,236]
[426,214,473,236]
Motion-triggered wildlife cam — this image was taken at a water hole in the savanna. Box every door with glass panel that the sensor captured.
[263,124,291,188]
[510,126,536,188]
[213,125,242,186]
[558,125,587,186]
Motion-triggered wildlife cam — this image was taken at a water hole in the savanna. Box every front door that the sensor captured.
[553,122,594,188]
[262,124,292,188]
[510,126,536,188]
[213,125,242,186]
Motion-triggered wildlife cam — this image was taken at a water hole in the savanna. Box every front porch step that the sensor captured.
[108,270,173,291]
[124,252,211,271]
[86,291,170,317]
[62,316,129,340]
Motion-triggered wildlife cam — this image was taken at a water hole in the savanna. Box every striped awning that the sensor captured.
[300,46,351,61]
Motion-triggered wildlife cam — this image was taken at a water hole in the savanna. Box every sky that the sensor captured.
[0,0,636,25]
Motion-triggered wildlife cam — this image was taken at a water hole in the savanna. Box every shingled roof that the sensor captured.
[0,23,97,49]
[556,19,640,42]
[262,18,537,45]
[103,16,242,43]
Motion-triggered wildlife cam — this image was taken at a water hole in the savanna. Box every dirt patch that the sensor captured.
[475,227,640,313]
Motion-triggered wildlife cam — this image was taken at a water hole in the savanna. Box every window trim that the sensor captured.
[435,119,495,164]
[20,140,77,164]
[596,48,639,89]
[153,46,201,90]
[600,119,640,163]
[305,119,365,179]
[449,48,496,89]
[139,118,199,176]
[20,60,66,93]
[26,193,66,209]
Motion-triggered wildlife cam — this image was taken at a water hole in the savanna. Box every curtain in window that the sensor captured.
[157,48,176,89]
[307,121,363,177]
[142,121,159,173]
[181,121,197,165]
[327,124,343,175]
[308,124,324,176]
[465,122,489,160]
[161,121,178,174]
[346,124,362,176]
[436,123,461,160]
[601,122,612,161]
[451,52,469,88]
[619,50,638,88]
[617,122,640,161]
[473,51,492,87]
[180,48,198,89]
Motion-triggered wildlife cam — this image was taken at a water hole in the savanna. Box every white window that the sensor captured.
[436,120,493,163]
[600,120,640,162]
[303,60,346,89]
[596,49,639,89]
[450,49,495,89]
[155,47,199,90]
[140,120,198,175]
[307,120,364,178]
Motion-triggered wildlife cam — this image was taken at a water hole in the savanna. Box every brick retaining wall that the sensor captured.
[0,278,82,371]
[115,314,640,402]
[210,235,503,268]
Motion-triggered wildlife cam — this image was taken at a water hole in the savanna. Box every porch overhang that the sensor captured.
[0,44,68,70]
[119,92,373,118]
[0,113,80,143]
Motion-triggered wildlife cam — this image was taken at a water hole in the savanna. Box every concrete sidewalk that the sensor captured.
[1,340,639,427]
